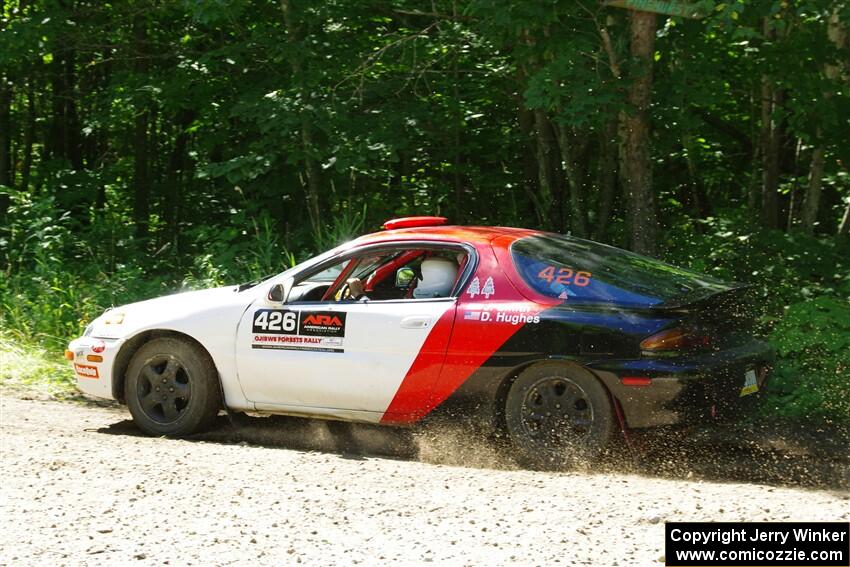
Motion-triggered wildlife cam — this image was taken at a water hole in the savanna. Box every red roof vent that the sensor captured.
[382,216,448,230]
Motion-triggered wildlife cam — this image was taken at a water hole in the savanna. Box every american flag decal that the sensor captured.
[464,311,481,321]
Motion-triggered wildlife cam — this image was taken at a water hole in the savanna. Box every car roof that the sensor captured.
[352,225,541,247]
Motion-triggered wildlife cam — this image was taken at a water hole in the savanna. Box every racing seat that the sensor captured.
[412,257,459,299]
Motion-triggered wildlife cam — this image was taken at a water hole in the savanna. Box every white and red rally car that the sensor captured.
[67,217,771,467]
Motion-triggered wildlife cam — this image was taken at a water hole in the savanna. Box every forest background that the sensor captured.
[1,0,848,424]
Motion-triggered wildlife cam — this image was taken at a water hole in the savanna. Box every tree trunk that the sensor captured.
[0,75,10,219]
[281,0,322,239]
[46,46,82,170]
[837,198,850,243]
[760,80,781,229]
[595,118,618,241]
[760,19,780,229]
[164,110,195,251]
[813,9,847,237]
[533,109,564,232]
[785,137,803,231]
[747,89,761,212]
[555,123,589,237]
[619,10,657,256]
[132,14,150,239]
[46,54,64,161]
[801,145,825,234]
[132,108,150,238]
[826,8,847,79]
[519,107,545,226]
[20,78,36,190]
[0,75,11,188]
[63,50,82,170]
[516,70,544,226]
[451,6,463,223]
[92,49,111,213]
[681,134,711,219]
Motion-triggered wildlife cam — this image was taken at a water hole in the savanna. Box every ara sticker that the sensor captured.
[299,312,346,337]
[467,276,496,299]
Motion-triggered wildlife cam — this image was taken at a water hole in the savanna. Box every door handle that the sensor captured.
[400,316,432,329]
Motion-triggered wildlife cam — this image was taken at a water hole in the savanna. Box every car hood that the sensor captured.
[88,286,247,339]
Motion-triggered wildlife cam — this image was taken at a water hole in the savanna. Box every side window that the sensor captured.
[291,246,470,303]
[287,258,352,303]
[310,263,346,283]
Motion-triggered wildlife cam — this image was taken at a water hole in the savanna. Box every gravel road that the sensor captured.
[1,392,848,567]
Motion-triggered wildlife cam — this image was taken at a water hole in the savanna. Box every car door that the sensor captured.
[234,244,467,420]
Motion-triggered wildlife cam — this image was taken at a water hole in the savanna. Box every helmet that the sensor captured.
[413,258,458,299]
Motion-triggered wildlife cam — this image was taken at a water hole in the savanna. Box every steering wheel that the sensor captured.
[337,282,352,301]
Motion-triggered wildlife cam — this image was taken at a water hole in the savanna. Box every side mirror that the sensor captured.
[395,267,416,288]
[268,278,293,303]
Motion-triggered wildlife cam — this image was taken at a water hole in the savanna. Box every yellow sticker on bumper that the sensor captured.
[740,369,759,397]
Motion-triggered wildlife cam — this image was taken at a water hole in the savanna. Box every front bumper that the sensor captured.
[590,340,775,429]
[66,336,122,400]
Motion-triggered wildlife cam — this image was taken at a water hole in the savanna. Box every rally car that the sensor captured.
[66,216,772,467]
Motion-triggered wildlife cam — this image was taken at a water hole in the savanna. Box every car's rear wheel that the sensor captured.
[124,337,221,437]
[505,363,615,470]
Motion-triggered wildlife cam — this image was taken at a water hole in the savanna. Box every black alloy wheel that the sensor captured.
[505,362,615,470]
[125,337,221,437]
[519,376,594,447]
[136,355,192,424]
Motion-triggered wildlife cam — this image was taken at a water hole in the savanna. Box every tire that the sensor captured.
[504,362,615,470]
[124,337,222,437]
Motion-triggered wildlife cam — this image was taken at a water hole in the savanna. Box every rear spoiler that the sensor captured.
[650,283,755,311]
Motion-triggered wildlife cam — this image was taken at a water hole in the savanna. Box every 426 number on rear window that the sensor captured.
[253,309,298,334]
[537,266,592,286]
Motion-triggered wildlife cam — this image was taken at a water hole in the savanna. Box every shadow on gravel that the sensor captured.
[97,413,850,493]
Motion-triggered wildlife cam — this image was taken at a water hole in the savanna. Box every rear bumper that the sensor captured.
[589,340,775,429]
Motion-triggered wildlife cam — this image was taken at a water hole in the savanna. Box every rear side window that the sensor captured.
[510,234,733,308]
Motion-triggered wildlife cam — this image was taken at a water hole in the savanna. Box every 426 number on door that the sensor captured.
[252,309,298,334]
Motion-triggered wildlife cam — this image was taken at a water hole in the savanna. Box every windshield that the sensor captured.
[305,253,394,284]
[237,241,354,292]
[510,234,736,308]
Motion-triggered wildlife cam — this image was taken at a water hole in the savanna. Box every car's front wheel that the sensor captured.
[505,362,615,470]
[125,337,221,437]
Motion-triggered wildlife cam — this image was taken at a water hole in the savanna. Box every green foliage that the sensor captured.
[315,203,368,251]
[665,212,849,314]
[772,296,850,356]
[666,214,850,423]
[0,331,77,398]
[0,188,300,350]
[766,297,850,422]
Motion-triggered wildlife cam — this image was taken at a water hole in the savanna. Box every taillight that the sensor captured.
[640,327,711,353]
[621,376,652,387]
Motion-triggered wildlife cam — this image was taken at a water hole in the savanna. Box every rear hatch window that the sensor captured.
[510,234,738,309]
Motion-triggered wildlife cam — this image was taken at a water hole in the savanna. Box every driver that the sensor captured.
[346,277,370,302]
[412,257,459,298]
